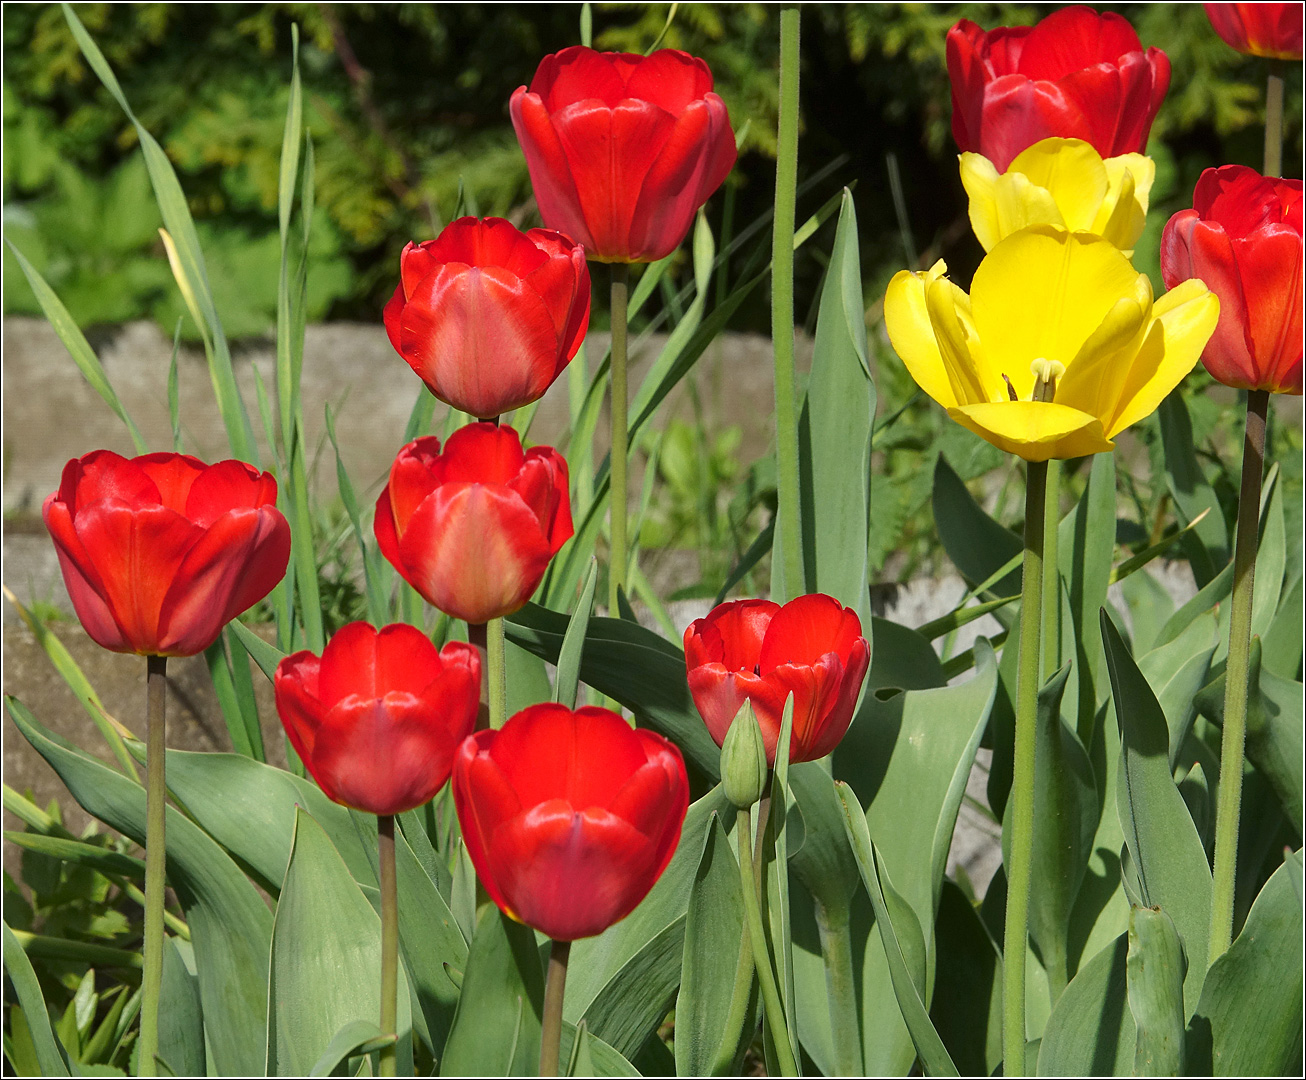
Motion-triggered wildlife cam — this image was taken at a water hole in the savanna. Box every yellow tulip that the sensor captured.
[960,138,1155,255]
[884,227,1219,462]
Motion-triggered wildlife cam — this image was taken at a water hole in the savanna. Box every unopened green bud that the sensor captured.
[721,700,769,809]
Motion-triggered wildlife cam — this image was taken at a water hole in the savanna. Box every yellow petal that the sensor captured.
[960,152,1065,252]
[949,401,1113,461]
[1006,138,1109,233]
[1094,154,1155,253]
[970,228,1142,399]
[1056,274,1153,424]
[925,273,991,406]
[884,264,961,409]
[1106,279,1220,438]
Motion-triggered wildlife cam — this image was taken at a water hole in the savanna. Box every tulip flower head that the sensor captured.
[885,227,1220,461]
[960,138,1155,255]
[383,217,591,420]
[453,703,690,941]
[43,450,290,656]
[1204,3,1304,60]
[510,46,737,263]
[947,6,1171,172]
[374,423,573,624]
[275,622,481,816]
[684,593,870,766]
[1162,165,1303,395]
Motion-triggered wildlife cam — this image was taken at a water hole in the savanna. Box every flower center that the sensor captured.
[1029,358,1065,403]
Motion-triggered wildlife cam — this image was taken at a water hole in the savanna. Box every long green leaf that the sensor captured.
[554,559,598,709]
[1127,904,1186,1076]
[3,921,72,1075]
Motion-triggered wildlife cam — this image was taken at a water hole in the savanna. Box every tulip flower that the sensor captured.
[947,6,1171,172]
[684,593,870,766]
[509,46,737,263]
[1161,165,1303,395]
[960,138,1155,255]
[452,702,689,941]
[274,622,480,816]
[383,217,591,420]
[1205,3,1304,60]
[373,423,572,624]
[884,226,1220,461]
[42,450,290,657]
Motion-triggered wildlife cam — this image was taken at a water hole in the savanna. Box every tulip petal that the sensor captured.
[184,458,277,526]
[136,453,208,512]
[1007,137,1110,232]
[1056,278,1152,424]
[884,265,963,410]
[684,598,778,672]
[42,495,131,652]
[508,449,573,552]
[757,593,862,673]
[686,664,752,749]
[623,50,715,114]
[436,424,526,486]
[949,401,1112,461]
[1233,225,1304,383]
[1108,280,1220,437]
[510,90,593,252]
[274,650,323,764]
[62,451,159,514]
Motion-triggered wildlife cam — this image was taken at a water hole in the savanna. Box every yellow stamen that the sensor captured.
[1029,358,1065,403]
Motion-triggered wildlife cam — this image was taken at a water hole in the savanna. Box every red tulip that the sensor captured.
[383,217,591,420]
[373,423,572,624]
[274,622,480,816]
[947,6,1171,172]
[42,451,290,657]
[1204,3,1304,60]
[1161,165,1303,395]
[684,593,870,766]
[510,46,737,263]
[452,703,689,941]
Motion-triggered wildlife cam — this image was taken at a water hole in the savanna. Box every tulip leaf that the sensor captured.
[3,921,72,1076]
[1250,466,1286,644]
[928,882,1003,1077]
[1138,612,1218,768]
[763,695,798,1072]
[834,781,959,1077]
[1126,904,1187,1077]
[7,697,272,1077]
[1262,571,1304,679]
[675,812,756,1076]
[324,403,390,627]
[307,1020,392,1077]
[440,906,543,1076]
[555,558,598,709]
[1037,933,1134,1075]
[578,921,683,1058]
[1102,613,1212,1013]
[158,937,204,1078]
[1183,850,1303,1076]
[932,456,1023,598]
[1158,393,1228,586]
[506,603,722,778]
[790,188,876,627]
[867,617,947,692]
[204,629,265,762]
[557,1022,640,1078]
[228,618,286,683]
[3,832,145,880]
[267,809,412,1077]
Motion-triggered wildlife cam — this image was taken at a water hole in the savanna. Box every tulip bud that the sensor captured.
[721,700,769,809]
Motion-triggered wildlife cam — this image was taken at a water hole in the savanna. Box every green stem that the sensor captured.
[608,263,630,618]
[540,939,571,1077]
[378,814,398,1077]
[1264,61,1284,178]
[137,655,168,1078]
[737,807,798,1076]
[486,616,507,730]
[817,903,862,1075]
[1042,459,1061,680]
[1003,460,1047,1079]
[708,915,756,1076]
[1209,390,1269,963]
[771,5,803,601]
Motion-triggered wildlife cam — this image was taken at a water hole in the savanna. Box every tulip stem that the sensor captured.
[540,939,571,1077]
[1004,459,1047,1079]
[1264,60,1284,178]
[818,902,863,1076]
[772,4,803,602]
[737,807,799,1076]
[487,616,507,730]
[608,263,630,619]
[1042,459,1061,680]
[1210,390,1269,964]
[378,814,398,1077]
[138,655,168,1078]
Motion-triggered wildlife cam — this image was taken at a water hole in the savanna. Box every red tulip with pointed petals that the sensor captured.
[452,703,689,941]
[510,47,737,263]
[947,6,1171,172]
[42,451,290,656]
[1204,3,1304,60]
[373,424,572,624]
[383,217,591,420]
[684,593,869,765]
[1161,165,1303,395]
[274,622,480,816]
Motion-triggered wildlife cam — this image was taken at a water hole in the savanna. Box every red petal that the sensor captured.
[62,451,158,515]
[1187,219,1258,387]
[508,447,573,553]
[385,437,443,535]
[686,664,752,749]
[1233,225,1305,383]
[43,494,130,652]
[274,650,323,764]
[437,423,527,485]
[1017,7,1144,81]
[184,459,276,525]
[534,47,628,110]
[510,90,593,252]
[399,241,441,299]
[684,598,778,672]
[758,593,863,674]
[135,453,208,512]
[623,50,714,115]
[453,734,522,917]
[383,282,406,355]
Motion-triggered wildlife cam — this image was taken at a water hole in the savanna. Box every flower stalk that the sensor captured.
[1003,459,1048,1078]
[1264,59,1284,178]
[487,617,507,730]
[1209,389,1270,963]
[378,814,399,1077]
[540,939,571,1076]
[138,655,169,1078]
[609,263,630,617]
